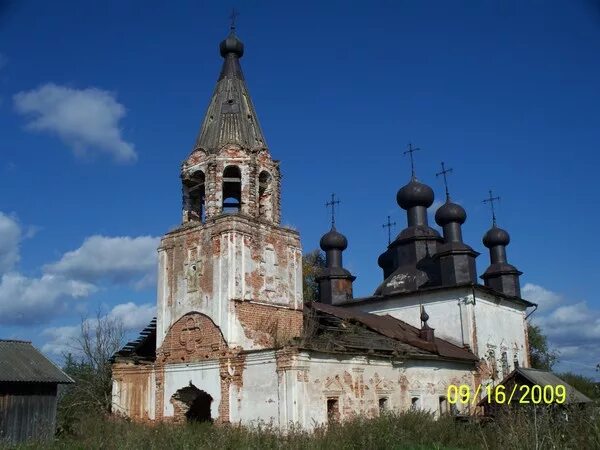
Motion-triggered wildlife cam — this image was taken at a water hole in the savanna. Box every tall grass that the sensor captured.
[11,406,600,450]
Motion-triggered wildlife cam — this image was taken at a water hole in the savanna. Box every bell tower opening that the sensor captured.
[183,170,206,222]
[258,170,273,220]
[222,165,242,214]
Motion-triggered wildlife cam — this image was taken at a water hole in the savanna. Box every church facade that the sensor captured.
[111,27,534,429]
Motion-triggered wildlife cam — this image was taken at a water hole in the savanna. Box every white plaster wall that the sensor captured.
[231,351,279,425]
[163,361,222,420]
[284,353,474,430]
[348,287,528,370]
[157,222,302,350]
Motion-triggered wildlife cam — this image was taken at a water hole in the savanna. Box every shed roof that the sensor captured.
[0,340,74,384]
[515,368,593,404]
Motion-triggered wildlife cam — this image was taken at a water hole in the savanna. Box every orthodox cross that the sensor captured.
[229,8,239,30]
[382,215,396,245]
[325,193,341,228]
[436,161,453,201]
[482,189,501,226]
[403,142,420,177]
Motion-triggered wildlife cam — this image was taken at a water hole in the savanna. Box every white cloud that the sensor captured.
[527,282,600,378]
[44,235,159,286]
[0,272,96,325]
[522,282,563,313]
[41,301,155,356]
[0,212,21,274]
[14,83,137,163]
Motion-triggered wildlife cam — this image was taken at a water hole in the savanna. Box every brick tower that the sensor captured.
[155,27,303,353]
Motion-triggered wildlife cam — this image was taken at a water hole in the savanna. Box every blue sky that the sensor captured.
[0,0,598,379]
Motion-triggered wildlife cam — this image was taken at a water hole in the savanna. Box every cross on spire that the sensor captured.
[403,142,421,178]
[382,215,396,245]
[229,8,239,30]
[482,189,501,226]
[436,161,453,201]
[325,193,341,228]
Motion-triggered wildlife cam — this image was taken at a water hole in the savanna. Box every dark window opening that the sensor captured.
[439,396,448,416]
[183,170,205,222]
[411,396,421,410]
[378,397,388,413]
[222,166,241,214]
[327,397,339,423]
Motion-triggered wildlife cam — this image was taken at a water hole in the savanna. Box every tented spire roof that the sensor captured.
[193,29,267,153]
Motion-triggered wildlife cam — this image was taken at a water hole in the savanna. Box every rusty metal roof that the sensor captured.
[307,303,478,362]
[192,30,267,154]
[0,340,73,384]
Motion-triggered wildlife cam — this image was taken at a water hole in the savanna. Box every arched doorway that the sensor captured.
[171,382,213,423]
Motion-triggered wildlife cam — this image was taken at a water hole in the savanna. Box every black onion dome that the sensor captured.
[435,201,467,226]
[483,225,510,248]
[377,248,393,269]
[220,31,244,58]
[397,177,435,210]
[320,227,348,251]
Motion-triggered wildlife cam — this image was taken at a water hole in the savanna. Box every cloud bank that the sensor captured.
[14,83,137,163]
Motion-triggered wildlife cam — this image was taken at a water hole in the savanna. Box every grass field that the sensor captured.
[10,406,600,450]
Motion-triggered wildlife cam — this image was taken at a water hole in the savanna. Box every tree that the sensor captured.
[302,249,326,302]
[59,311,125,429]
[527,322,558,370]
[556,372,599,400]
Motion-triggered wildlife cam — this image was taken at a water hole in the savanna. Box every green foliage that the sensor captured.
[557,371,600,400]
[15,406,600,450]
[527,322,558,370]
[302,249,326,302]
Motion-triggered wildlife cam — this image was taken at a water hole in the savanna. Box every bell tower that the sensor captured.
[156,27,303,352]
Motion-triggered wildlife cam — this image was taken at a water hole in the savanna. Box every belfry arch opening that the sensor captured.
[222,165,241,214]
[258,170,273,220]
[170,383,213,423]
[183,170,205,222]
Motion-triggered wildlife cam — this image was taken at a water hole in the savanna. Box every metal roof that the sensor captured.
[192,30,267,154]
[0,340,74,384]
[308,303,478,363]
[516,368,593,404]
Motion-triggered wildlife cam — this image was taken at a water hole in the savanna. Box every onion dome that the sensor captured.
[220,31,244,58]
[396,177,435,210]
[483,225,510,248]
[320,227,348,251]
[435,201,467,226]
[378,249,392,269]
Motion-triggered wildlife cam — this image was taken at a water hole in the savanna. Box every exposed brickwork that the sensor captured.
[235,301,303,347]
[157,312,227,364]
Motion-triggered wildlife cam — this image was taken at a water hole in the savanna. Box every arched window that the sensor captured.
[222,165,241,214]
[258,170,273,220]
[183,170,205,222]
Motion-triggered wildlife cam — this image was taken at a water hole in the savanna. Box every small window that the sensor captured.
[411,396,421,410]
[327,398,339,423]
[439,396,448,415]
[222,166,241,214]
[378,397,388,413]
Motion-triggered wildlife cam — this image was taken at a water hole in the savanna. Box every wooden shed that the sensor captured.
[0,339,74,445]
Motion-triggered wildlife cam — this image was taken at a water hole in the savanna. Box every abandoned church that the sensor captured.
[111,27,535,428]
